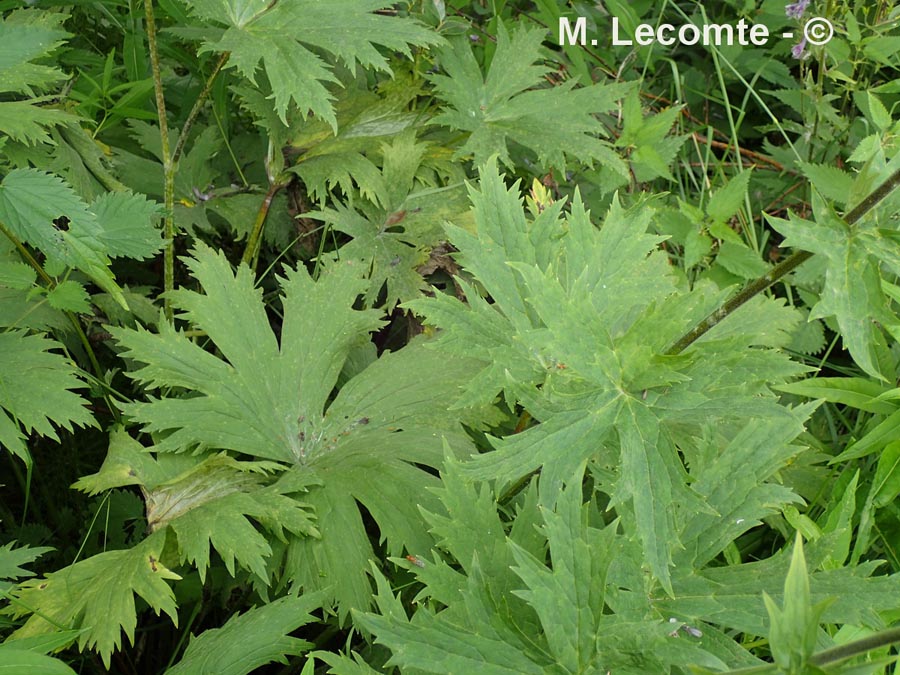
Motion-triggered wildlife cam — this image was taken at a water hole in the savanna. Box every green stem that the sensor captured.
[241,181,285,267]
[171,51,230,166]
[144,0,175,323]
[720,624,900,674]
[666,165,900,355]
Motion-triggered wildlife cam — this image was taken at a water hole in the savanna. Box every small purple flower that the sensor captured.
[785,0,810,20]
[792,37,808,59]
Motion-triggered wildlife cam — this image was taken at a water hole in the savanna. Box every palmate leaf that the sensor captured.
[412,161,807,594]
[113,244,490,614]
[165,592,327,675]
[285,84,424,205]
[184,0,440,127]
[74,430,317,583]
[430,24,630,172]
[0,9,70,95]
[355,462,726,674]
[6,531,179,669]
[0,10,74,146]
[309,131,473,308]
[0,330,95,466]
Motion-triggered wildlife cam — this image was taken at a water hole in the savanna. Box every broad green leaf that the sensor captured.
[706,170,752,224]
[46,280,91,313]
[430,24,630,171]
[165,593,327,675]
[657,554,900,638]
[0,330,95,465]
[112,244,488,614]
[356,567,546,675]
[0,260,36,289]
[7,531,179,669]
[115,244,383,461]
[616,399,676,594]
[412,161,806,596]
[279,341,489,614]
[355,462,728,674]
[508,474,616,672]
[800,162,853,205]
[0,10,70,96]
[715,241,769,280]
[0,101,74,147]
[678,404,817,569]
[0,646,76,675]
[90,191,164,259]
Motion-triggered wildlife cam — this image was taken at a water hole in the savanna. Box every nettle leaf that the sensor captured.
[46,280,91,313]
[0,330,95,466]
[430,24,630,171]
[616,90,686,182]
[6,531,179,668]
[799,162,853,206]
[165,592,327,675]
[91,191,166,259]
[412,161,806,593]
[185,0,440,127]
[0,101,74,146]
[113,243,488,614]
[0,170,163,308]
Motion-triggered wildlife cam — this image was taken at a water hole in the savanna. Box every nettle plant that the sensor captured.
[4,0,900,673]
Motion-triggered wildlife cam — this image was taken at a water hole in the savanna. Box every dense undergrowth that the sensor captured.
[2,0,900,673]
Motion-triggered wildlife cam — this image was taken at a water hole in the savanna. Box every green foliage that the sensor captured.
[431,24,629,173]
[6,531,179,668]
[0,9,74,146]
[410,160,808,593]
[165,592,327,675]
[104,243,489,614]
[5,0,900,672]
[183,0,439,127]
[0,331,95,466]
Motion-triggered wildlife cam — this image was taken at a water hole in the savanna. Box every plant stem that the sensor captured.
[172,51,230,166]
[144,0,175,323]
[666,164,900,355]
[241,181,285,267]
[720,624,900,674]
